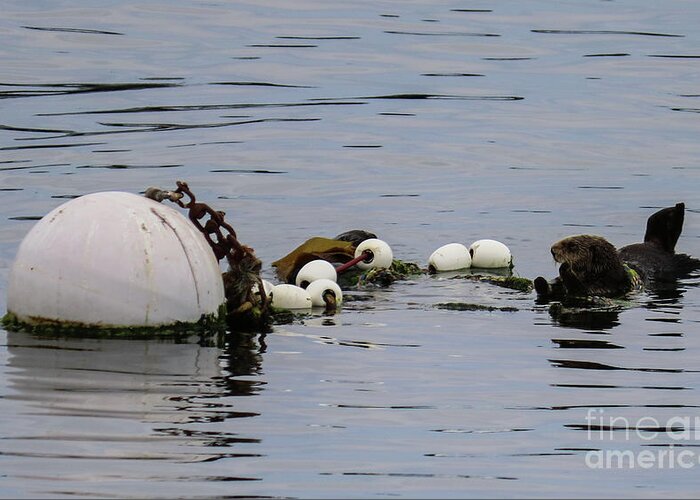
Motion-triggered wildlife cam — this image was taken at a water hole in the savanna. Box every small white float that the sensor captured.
[295,259,337,288]
[252,279,274,300]
[469,239,513,268]
[5,191,226,330]
[428,243,472,272]
[354,238,393,270]
[270,284,312,310]
[306,278,343,308]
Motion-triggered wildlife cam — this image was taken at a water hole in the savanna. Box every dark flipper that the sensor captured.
[644,202,685,253]
[620,202,700,279]
[534,276,549,295]
[334,230,377,247]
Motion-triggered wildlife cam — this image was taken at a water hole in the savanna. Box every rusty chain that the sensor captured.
[171,181,247,263]
[145,181,270,326]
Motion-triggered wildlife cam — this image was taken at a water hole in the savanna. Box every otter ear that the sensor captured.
[644,203,684,253]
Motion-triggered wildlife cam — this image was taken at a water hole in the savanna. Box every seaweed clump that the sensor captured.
[452,273,533,292]
[435,302,519,312]
[344,259,423,288]
[480,275,533,292]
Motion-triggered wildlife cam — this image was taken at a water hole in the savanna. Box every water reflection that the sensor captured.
[547,304,622,331]
[540,276,697,331]
[3,330,266,488]
[645,277,687,306]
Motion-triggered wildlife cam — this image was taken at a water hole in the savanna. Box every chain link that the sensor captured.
[171,181,247,263]
[146,181,270,330]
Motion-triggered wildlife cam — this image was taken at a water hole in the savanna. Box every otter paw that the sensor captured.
[534,276,550,296]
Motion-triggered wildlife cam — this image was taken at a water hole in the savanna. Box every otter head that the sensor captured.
[550,234,630,297]
[551,234,618,274]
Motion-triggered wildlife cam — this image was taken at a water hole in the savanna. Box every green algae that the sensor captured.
[481,275,533,292]
[449,273,533,292]
[435,302,519,312]
[344,259,424,288]
[1,303,227,338]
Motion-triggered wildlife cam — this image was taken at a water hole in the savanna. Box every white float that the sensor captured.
[270,284,312,310]
[428,243,472,272]
[252,279,274,300]
[469,239,512,268]
[295,259,337,288]
[306,279,343,308]
[355,238,393,270]
[5,192,226,329]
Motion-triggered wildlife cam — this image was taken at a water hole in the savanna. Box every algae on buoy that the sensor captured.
[4,191,227,333]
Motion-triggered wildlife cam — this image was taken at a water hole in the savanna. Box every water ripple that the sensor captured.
[532,29,683,37]
[549,359,687,373]
[0,142,104,151]
[422,72,484,77]
[211,81,315,88]
[0,82,179,99]
[385,30,500,37]
[551,339,624,349]
[276,35,360,40]
[37,101,364,116]
[314,93,523,101]
[22,26,124,36]
[648,54,700,58]
[552,383,690,391]
[320,471,518,481]
[583,53,630,57]
[450,9,493,13]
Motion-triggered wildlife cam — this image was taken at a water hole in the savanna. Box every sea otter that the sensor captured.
[535,203,699,300]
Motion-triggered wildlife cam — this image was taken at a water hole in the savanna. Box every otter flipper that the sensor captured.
[621,202,700,278]
[644,202,685,253]
[334,229,377,248]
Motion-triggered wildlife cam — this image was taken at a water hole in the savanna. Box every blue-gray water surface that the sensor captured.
[2,1,700,498]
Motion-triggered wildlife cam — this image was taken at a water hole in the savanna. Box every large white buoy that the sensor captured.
[428,243,472,272]
[306,279,343,308]
[295,259,337,288]
[5,192,226,329]
[469,239,512,268]
[270,284,312,310]
[355,238,393,270]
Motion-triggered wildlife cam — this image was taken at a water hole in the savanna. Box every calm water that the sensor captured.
[2,1,700,498]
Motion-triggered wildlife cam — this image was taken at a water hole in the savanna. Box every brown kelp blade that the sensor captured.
[272,237,355,283]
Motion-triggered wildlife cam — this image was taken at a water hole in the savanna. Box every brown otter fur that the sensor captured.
[548,235,632,298]
[535,203,699,300]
